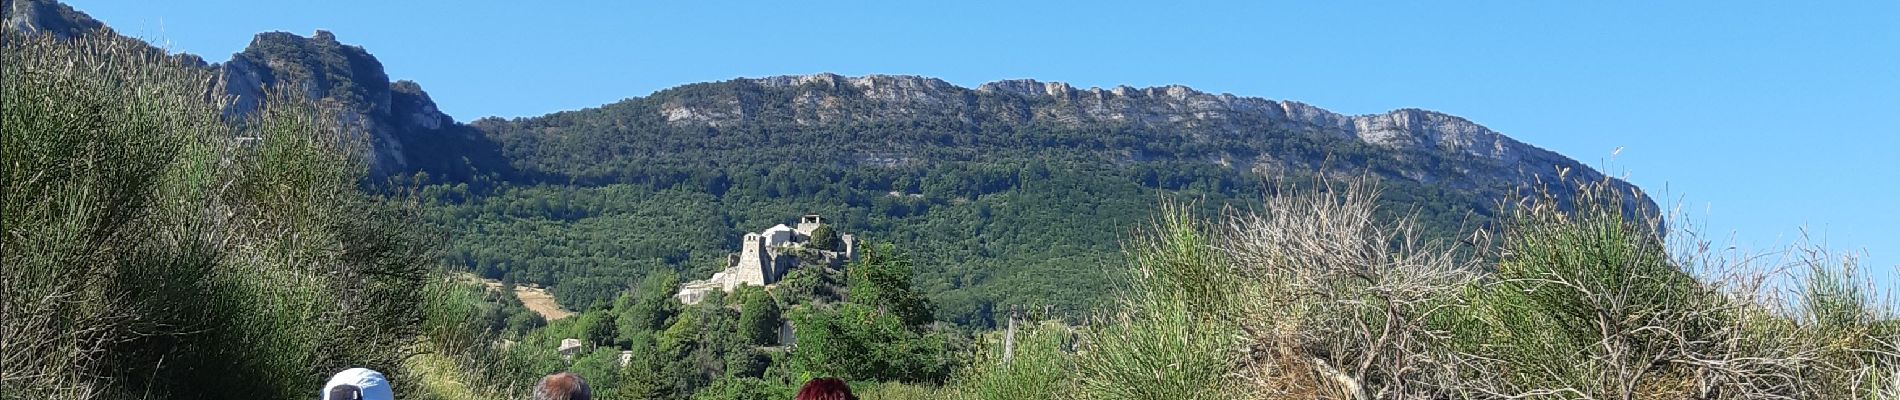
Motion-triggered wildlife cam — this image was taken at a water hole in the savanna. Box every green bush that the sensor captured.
[787,303,954,383]
[808,225,841,251]
[737,289,784,346]
[948,320,1075,400]
[1,31,432,400]
[1454,185,1711,397]
[1070,204,1239,400]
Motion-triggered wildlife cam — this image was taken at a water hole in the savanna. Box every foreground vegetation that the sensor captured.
[8,27,1896,400]
[1,31,436,399]
[412,175,1900,400]
[942,180,1900,400]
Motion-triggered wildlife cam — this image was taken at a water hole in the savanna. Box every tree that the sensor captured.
[723,348,770,379]
[808,225,841,251]
[847,244,935,327]
[619,340,677,400]
[567,347,624,396]
[618,271,681,345]
[661,308,704,352]
[738,292,783,346]
[787,303,952,383]
[585,311,618,347]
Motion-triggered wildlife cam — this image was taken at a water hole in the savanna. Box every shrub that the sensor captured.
[1047,177,1899,400]
[808,225,841,251]
[1453,183,1716,398]
[1,31,431,399]
[1220,179,1474,399]
[1071,203,1241,400]
[948,320,1075,400]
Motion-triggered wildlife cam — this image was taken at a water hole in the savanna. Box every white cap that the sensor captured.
[321,368,394,400]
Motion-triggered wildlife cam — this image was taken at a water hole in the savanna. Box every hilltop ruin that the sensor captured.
[675,215,854,304]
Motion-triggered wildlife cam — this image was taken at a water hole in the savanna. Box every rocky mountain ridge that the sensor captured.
[714,73,1561,167]
[3,0,99,39]
[644,73,1636,206]
[222,29,461,178]
[9,0,1648,213]
[5,0,464,179]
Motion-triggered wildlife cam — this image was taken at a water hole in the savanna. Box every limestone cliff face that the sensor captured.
[665,74,1562,167]
[223,30,457,178]
[697,74,1557,169]
[652,73,1645,209]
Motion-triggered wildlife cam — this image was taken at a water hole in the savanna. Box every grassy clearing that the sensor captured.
[462,273,575,320]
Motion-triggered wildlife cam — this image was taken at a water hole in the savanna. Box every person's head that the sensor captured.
[533,372,591,400]
[794,378,856,400]
[321,368,394,400]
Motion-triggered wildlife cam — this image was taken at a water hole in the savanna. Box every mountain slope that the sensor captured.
[10,0,1654,325]
[450,74,1654,324]
[475,73,1646,215]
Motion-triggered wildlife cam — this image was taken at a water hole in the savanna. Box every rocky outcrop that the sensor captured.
[391,80,452,131]
[718,74,1556,168]
[6,1,465,180]
[223,30,461,178]
[2,0,103,39]
[653,74,1649,210]
[665,74,1570,169]
[668,73,1573,163]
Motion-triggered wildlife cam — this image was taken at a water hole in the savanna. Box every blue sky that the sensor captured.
[70,1,1898,287]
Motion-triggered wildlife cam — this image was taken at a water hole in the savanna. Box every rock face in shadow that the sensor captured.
[5,0,500,182]
[222,29,456,179]
[2,0,102,39]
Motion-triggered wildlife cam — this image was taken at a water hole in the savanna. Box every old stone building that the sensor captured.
[675,215,855,304]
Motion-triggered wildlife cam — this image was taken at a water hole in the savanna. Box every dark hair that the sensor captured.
[533,372,591,400]
[794,378,856,400]
[327,384,362,400]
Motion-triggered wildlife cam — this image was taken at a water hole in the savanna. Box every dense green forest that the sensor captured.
[418,162,1487,325]
[420,81,1510,325]
[406,72,1647,327]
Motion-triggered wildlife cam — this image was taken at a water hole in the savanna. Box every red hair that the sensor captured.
[794,378,857,400]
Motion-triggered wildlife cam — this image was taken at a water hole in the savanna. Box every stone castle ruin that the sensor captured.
[675,215,855,304]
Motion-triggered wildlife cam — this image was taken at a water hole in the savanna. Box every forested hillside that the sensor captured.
[430,74,1648,325]
[8,0,1654,326]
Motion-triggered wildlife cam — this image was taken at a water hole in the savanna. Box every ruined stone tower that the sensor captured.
[841,233,857,260]
[795,214,823,236]
[727,233,774,291]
